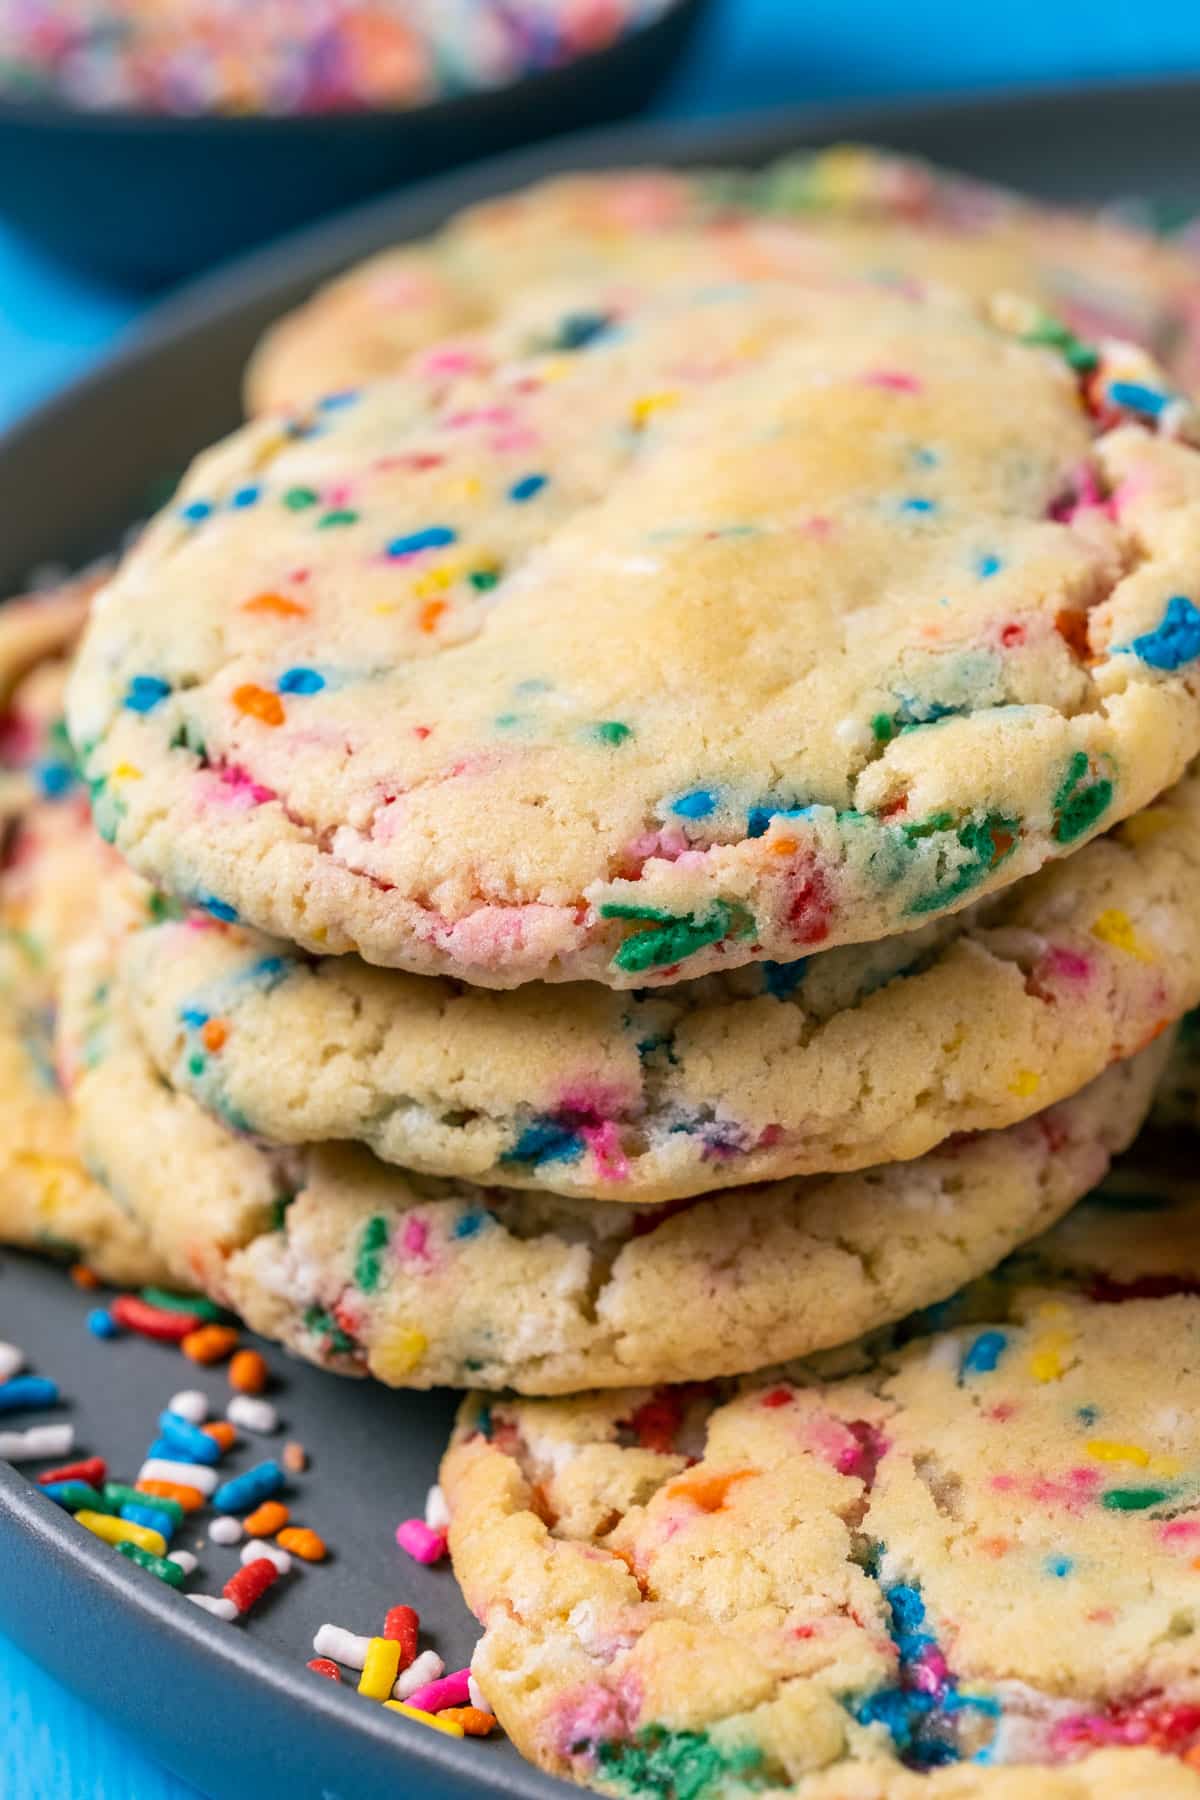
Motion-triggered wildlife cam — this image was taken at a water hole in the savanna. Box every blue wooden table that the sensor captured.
[2,0,1197,1792]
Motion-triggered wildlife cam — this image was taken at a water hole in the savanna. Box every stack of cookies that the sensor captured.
[7,149,1200,1794]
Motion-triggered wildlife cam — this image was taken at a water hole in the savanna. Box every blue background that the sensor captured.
[1,0,1197,1792]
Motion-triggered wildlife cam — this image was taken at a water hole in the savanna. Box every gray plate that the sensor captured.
[3,81,1200,1800]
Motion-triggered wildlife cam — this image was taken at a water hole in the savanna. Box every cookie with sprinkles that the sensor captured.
[56,905,1167,1391]
[0,646,169,1286]
[440,1155,1200,1797]
[117,763,1200,1204]
[68,277,1200,987]
[247,149,1200,413]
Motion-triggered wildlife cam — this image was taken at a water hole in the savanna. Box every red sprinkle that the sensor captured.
[38,1456,106,1487]
[382,1604,420,1669]
[306,1658,341,1682]
[223,1557,280,1615]
[111,1295,202,1341]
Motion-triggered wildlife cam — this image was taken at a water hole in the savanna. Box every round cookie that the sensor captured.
[121,767,1200,1204]
[441,1161,1200,1798]
[246,150,1200,413]
[57,907,1167,1392]
[68,279,1200,988]
[0,649,169,1287]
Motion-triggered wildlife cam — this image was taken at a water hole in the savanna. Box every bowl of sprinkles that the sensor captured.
[0,0,709,282]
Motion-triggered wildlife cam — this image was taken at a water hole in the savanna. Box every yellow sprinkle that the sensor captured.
[1090,908,1154,963]
[1149,1456,1184,1479]
[1008,1069,1040,1098]
[1087,1440,1150,1467]
[358,1637,402,1702]
[385,1701,465,1738]
[413,563,459,598]
[75,1510,167,1557]
[453,477,482,501]
[370,1327,428,1384]
[631,391,680,427]
[1120,807,1174,846]
[1029,1329,1071,1383]
[113,762,142,781]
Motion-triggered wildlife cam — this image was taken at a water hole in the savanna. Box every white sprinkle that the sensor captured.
[313,1624,372,1669]
[424,1484,450,1530]
[835,716,874,754]
[168,1551,198,1576]
[0,1341,25,1382]
[0,1424,74,1461]
[138,1457,217,1495]
[209,1516,242,1545]
[188,1594,237,1622]
[392,1650,444,1700]
[241,1542,290,1575]
[468,1675,494,1715]
[227,1395,278,1434]
[168,1390,208,1424]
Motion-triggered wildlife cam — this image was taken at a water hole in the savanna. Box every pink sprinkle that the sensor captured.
[1048,464,1115,526]
[401,1217,430,1264]
[405,1669,471,1713]
[582,1122,630,1183]
[909,1646,950,1696]
[419,345,485,377]
[396,1519,447,1565]
[1042,946,1093,985]
[756,1124,784,1149]
[1160,1519,1200,1543]
[801,515,833,538]
[863,369,922,393]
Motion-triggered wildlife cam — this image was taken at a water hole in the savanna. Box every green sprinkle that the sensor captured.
[187,1053,205,1079]
[612,902,733,974]
[115,1540,185,1587]
[355,1214,390,1294]
[104,1483,183,1525]
[282,486,319,510]
[1102,1486,1169,1511]
[900,810,954,842]
[317,508,359,528]
[871,712,895,744]
[594,1727,764,1800]
[49,1482,108,1512]
[303,1305,356,1355]
[908,812,1018,915]
[594,721,633,746]
[1052,750,1113,844]
[1020,314,1100,373]
[140,1287,229,1322]
[468,568,500,591]
[271,1192,296,1231]
[600,903,678,924]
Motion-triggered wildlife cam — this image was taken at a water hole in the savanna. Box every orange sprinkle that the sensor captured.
[979,1536,1011,1558]
[276,1526,327,1562]
[768,835,798,857]
[69,1264,100,1290]
[664,1467,756,1513]
[203,1421,237,1452]
[137,1479,206,1514]
[418,597,447,634]
[232,683,285,727]
[282,1441,307,1473]
[244,1500,290,1538]
[1054,608,1092,661]
[200,1019,228,1053]
[242,592,308,618]
[229,1348,269,1394]
[439,1707,496,1737]
[181,1323,239,1364]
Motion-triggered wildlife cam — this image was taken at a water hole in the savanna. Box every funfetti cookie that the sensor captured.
[246,149,1200,413]
[0,646,169,1286]
[116,765,1200,1205]
[441,1158,1200,1798]
[67,277,1200,989]
[57,902,1167,1393]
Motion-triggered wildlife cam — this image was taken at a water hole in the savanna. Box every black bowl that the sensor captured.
[0,0,710,287]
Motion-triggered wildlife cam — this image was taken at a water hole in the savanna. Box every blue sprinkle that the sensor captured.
[1076,1404,1099,1426]
[230,485,261,509]
[672,788,717,820]
[1128,595,1200,671]
[145,1437,190,1462]
[1045,1554,1074,1578]
[42,1481,89,1507]
[959,1330,1008,1378]
[317,389,359,410]
[200,897,238,923]
[1108,380,1169,417]
[180,1007,209,1029]
[976,554,1003,579]
[508,473,548,504]
[913,447,940,468]
[556,311,612,350]
[213,1460,284,1515]
[747,803,808,838]
[0,1375,58,1413]
[180,500,212,523]
[87,1308,119,1339]
[277,667,325,695]
[387,526,457,558]
[157,1409,221,1465]
[125,675,172,713]
[501,1119,584,1168]
[763,959,808,999]
[35,761,75,798]
[453,1212,487,1239]
[900,497,937,515]
[121,1503,176,1543]
[247,956,288,991]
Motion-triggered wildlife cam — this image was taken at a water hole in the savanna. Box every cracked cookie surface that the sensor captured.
[56,905,1166,1392]
[68,278,1200,987]
[119,765,1200,1203]
[441,1158,1200,1797]
[246,149,1200,412]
